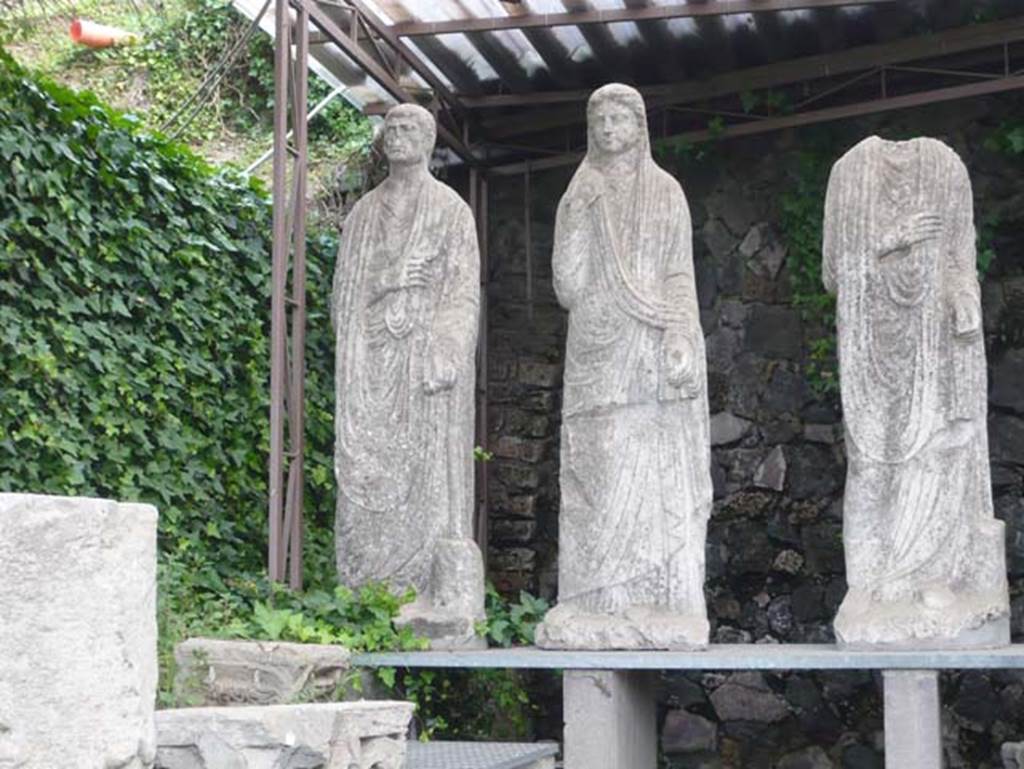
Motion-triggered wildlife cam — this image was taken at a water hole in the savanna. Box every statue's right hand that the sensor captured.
[896,211,943,250]
[878,212,943,259]
[400,254,430,289]
[564,176,602,222]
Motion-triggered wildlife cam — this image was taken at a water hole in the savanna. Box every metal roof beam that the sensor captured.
[298,0,476,161]
[467,15,1024,111]
[488,73,1024,175]
[344,0,468,116]
[474,16,1024,141]
[391,0,897,37]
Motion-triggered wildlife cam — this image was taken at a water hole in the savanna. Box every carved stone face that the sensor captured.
[383,112,431,165]
[590,100,640,156]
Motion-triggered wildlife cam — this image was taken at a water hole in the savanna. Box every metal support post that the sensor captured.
[471,168,490,568]
[268,0,309,589]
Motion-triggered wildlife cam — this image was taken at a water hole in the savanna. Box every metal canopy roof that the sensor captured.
[259,0,1024,588]
[236,0,1024,168]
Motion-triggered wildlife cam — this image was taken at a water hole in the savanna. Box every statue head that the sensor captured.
[382,103,436,168]
[587,83,647,158]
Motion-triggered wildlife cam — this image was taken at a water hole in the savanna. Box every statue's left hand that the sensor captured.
[425,347,457,394]
[663,331,696,390]
[951,292,981,339]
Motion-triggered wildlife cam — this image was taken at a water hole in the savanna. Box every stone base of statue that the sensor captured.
[395,538,486,650]
[535,604,709,651]
[835,586,1011,649]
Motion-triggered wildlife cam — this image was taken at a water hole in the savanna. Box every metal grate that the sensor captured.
[407,741,558,769]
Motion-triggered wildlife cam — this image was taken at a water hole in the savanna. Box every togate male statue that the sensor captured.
[535,83,713,650]
[824,136,1009,648]
[332,104,484,649]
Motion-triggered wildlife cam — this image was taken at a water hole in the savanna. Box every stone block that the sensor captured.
[738,223,765,258]
[719,299,748,329]
[491,518,537,544]
[0,493,158,769]
[753,446,787,491]
[741,266,793,304]
[991,414,1024,467]
[883,671,940,769]
[490,491,538,519]
[841,744,883,769]
[495,463,542,492]
[804,423,839,444]
[706,327,743,376]
[763,365,809,414]
[173,638,357,707]
[702,217,736,261]
[710,412,752,446]
[744,305,802,359]
[778,746,835,769]
[662,710,718,754]
[493,436,548,464]
[761,414,803,444]
[708,672,789,723]
[801,522,845,575]
[518,360,562,389]
[786,445,842,501]
[564,671,656,769]
[155,701,413,769]
[991,350,1024,415]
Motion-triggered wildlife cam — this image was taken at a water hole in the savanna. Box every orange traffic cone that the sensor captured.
[70,19,140,48]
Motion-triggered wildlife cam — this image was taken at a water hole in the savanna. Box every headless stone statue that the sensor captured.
[535,84,713,650]
[332,104,484,649]
[824,136,1009,648]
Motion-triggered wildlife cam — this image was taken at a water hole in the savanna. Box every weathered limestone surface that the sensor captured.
[883,670,941,769]
[535,83,712,650]
[823,136,1010,647]
[155,701,413,769]
[332,104,484,649]
[1004,741,1024,769]
[173,638,372,706]
[0,493,158,769]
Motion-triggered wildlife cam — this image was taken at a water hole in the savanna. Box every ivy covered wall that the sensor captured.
[0,49,342,589]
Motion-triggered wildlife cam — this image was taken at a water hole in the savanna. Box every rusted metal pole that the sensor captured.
[524,162,533,324]
[287,1,309,591]
[390,0,897,37]
[477,172,490,570]
[268,0,290,584]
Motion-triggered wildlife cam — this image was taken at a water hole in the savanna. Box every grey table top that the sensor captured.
[406,741,558,769]
[354,643,1024,671]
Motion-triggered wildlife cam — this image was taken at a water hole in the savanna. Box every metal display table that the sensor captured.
[406,741,557,769]
[355,644,1024,769]
[354,643,1024,670]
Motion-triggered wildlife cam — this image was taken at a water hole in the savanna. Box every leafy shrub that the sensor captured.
[478,583,550,647]
[0,49,341,576]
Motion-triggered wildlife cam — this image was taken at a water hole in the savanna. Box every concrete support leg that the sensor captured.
[883,669,942,769]
[563,670,656,769]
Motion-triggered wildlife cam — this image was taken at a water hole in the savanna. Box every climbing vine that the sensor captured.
[779,136,839,397]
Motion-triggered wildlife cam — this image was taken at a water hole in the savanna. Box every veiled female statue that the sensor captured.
[332,104,484,649]
[824,136,1009,647]
[535,84,713,650]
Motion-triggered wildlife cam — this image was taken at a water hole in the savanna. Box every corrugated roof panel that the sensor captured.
[237,0,1024,162]
[434,33,502,81]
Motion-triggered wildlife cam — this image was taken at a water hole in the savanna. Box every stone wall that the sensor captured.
[481,94,1024,767]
